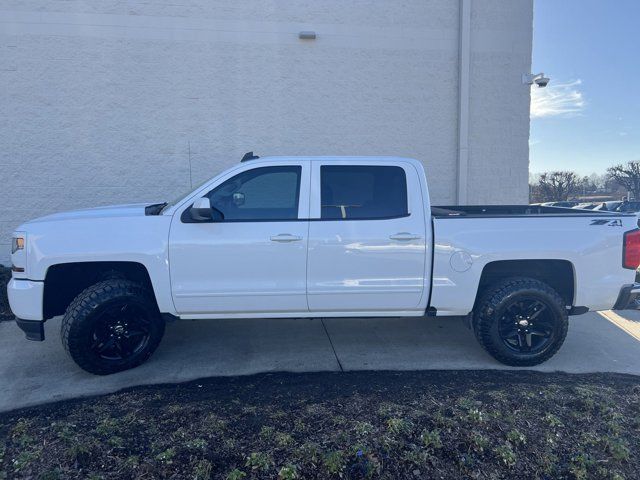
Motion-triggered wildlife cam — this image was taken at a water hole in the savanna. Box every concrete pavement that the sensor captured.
[1,311,639,412]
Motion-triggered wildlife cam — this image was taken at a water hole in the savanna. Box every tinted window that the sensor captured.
[618,202,640,212]
[321,166,408,219]
[206,166,301,221]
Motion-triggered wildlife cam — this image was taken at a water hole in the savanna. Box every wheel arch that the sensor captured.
[43,261,157,319]
[474,259,576,310]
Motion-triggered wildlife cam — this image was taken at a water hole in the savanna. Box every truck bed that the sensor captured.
[429,204,637,316]
[431,205,630,218]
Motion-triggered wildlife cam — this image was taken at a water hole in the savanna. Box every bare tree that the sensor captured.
[588,172,607,190]
[537,171,579,201]
[607,161,640,200]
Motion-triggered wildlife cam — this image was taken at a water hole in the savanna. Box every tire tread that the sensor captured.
[60,279,164,375]
[474,277,568,366]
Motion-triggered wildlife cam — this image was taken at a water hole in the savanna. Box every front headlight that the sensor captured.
[11,236,25,254]
[11,232,27,274]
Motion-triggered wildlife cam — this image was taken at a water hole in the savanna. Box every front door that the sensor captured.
[306,161,427,313]
[169,162,310,315]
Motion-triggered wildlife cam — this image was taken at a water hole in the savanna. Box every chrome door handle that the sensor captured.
[389,232,422,241]
[270,233,303,242]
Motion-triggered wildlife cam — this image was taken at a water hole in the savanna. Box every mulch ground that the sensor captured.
[0,265,14,322]
[1,370,639,479]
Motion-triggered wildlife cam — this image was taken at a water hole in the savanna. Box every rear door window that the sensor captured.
[320,165,408,220]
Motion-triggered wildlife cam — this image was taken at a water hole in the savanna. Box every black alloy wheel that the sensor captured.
[90,301,152,361]
[497,297,556,354]
[61,279,165,375]
[474,277,569,366]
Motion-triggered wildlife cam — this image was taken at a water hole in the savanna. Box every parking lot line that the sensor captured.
[598,310,640,342]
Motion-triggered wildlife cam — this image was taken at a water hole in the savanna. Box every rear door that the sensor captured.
[306,160,427,313]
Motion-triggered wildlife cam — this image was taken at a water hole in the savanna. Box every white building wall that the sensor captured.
[467,0,533,204]
[0,0,532,263]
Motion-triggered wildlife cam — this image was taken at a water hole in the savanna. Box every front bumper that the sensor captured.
[613,283,640,310]
[7,278,44,321]
[15,318,45,341]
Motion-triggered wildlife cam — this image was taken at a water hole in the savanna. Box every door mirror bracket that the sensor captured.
[190,197,213,221]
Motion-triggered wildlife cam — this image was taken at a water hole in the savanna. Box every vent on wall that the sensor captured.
[298,31,316,40]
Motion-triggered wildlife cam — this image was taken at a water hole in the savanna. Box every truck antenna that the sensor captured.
[241,151,259,162]
[188,141,193,188]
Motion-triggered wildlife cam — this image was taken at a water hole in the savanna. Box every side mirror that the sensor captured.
[233,192,245,206]
[190,197,213,221]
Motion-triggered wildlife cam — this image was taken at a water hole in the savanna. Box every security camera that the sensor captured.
[534,76,550,87]
[522,72,550,88]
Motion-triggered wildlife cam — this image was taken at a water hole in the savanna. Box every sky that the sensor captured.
[530,0,640,175]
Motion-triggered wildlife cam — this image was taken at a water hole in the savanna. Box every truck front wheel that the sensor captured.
[61,279,165,375]
[473,277,568,366]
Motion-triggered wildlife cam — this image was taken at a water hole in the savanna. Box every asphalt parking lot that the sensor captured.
[1,310,639,412]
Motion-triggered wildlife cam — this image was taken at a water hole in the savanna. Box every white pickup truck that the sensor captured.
[8,155,640,374]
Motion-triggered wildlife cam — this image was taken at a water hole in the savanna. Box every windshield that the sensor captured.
[594,202,622,211]
[161,178,211,212]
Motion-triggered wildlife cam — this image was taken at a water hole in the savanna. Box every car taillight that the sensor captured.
[623,229,640,269]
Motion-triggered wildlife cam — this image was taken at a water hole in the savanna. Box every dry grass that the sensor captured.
[1,370,639,479]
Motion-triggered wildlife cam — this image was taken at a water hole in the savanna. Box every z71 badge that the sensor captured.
[590,219,623,226]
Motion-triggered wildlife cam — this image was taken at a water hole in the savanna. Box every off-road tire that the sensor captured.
[61,279,165,375]
[473,277,568,366]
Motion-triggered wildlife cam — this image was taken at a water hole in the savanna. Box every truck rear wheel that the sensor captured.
[473,277,568,366]
[61,279,165,375]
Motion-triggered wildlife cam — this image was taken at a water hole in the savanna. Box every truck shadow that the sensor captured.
[1,312,640,412]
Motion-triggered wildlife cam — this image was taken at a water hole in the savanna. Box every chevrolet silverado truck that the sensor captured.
[8,155,640,374]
